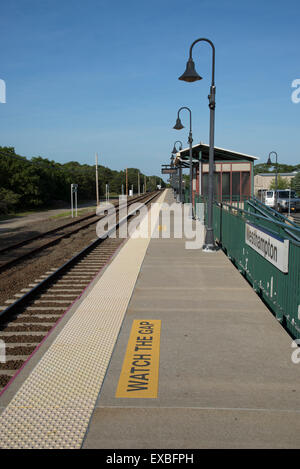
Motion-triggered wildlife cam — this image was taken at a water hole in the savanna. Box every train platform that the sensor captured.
[0,189,300,449]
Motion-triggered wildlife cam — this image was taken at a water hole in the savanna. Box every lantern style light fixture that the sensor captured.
[173,107,193,216]
[179,37,216,251]
[172,141,183,154]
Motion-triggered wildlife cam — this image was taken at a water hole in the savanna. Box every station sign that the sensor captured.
[161,168,177,174]
[245,223,289,273]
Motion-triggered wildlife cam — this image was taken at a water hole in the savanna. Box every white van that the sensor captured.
[264,190,276,208]
[264,189,300,212]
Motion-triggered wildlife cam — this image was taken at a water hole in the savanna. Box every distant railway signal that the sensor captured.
[71,183,78,217]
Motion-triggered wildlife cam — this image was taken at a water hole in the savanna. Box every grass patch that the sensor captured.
[49,208,94,220]
[0,210,42,221]
[0,201,97,222]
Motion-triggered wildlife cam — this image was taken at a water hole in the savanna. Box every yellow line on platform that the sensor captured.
[0,191,167,449]
[116,320,161,398]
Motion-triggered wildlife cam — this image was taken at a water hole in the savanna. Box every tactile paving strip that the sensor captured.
[0,192,166,449]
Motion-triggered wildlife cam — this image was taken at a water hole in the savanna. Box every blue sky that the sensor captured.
[1,0,299,178]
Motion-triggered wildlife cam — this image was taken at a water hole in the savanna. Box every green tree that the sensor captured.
[269,175,290,190]
[254,162,300,175]
[0,188,21,214]
[291,172,300,195]
[0,146,164,212]
[254,163,271,175]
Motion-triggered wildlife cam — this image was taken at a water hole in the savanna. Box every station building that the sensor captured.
[174,142,258,206]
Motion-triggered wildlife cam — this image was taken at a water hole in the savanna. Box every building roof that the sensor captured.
[255,172,299,177]
[175,142,259,165]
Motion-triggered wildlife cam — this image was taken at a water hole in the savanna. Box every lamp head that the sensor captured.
[178,58,202,82]
[267,156,272,165]
[173,117,184,130]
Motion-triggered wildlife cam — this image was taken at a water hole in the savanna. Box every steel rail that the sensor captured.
[0,192,155,273]
[0,191,160,322]
[0,193,147,255]
[0,212,97,255]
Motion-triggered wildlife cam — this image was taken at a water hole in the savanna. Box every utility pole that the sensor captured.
[95,153,99,206]
[138,171,140,195]
[144,175,147,193]
[126,168,128,196]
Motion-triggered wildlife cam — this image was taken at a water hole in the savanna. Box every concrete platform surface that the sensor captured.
[83,189,300,449]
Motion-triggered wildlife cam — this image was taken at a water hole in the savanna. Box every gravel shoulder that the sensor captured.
[0,209,97,250]
[0,222,100,306]
[0,203,97,234]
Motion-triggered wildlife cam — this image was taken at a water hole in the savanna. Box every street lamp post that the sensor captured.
[179,37,216,250]
[267,151,278,209]
[172,141,183,155]
[172,141,183,202]
[173,107,193,216]
[170,155,175,196]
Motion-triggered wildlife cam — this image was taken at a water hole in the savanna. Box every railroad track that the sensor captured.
[0,191,161,392]
[0,193,153,272]
[0,211,98,255]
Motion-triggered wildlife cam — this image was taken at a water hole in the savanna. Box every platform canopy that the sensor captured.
[174,142,259,167]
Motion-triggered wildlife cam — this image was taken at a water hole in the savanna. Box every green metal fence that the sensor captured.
[246,196,300,228]
[186,192,248,216]
[212,200,300,339]
[179,189,300,337]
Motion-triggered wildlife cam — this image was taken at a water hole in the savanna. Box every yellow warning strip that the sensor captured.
[116,320,161,398]
[0,190,168,449]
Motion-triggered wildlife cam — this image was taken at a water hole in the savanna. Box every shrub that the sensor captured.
[0,188,21,214]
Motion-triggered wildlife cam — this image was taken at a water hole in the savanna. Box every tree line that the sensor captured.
[0,147,165,214]
[254,162,300,175]
[254,162,300,192]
